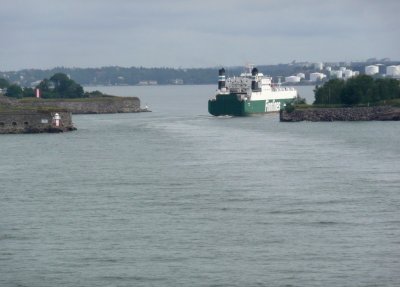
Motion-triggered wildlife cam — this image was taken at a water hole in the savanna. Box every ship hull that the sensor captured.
[208,93,293,116]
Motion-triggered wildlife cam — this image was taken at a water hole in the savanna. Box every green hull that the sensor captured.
[208,93,292,116]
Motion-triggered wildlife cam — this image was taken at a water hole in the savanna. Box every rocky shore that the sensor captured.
[280,106,400,122]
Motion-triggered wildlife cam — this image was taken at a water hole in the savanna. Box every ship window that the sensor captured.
[0,122,4,127]
[12,122,17,126]
[24,121,29,125]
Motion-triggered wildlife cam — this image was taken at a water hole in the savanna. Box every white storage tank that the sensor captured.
[330,70,343,79]
[296,73,305,79]
[365,65,379,75]
[386,65,400,76]
[314,62,323,70]
[344,69,354,79]
[310,72,326,82]
[285,76,301,83]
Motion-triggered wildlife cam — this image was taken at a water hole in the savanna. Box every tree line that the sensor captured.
[314,75,400,106]
[0,64,335,87]
[0,73,88,99]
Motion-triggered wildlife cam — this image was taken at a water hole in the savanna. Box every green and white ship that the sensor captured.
[208,67,298,116]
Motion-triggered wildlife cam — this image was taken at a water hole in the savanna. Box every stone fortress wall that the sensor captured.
[23,97,143,114]
[0,110,75,134]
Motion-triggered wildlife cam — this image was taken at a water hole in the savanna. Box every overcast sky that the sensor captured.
[1,0,399,71]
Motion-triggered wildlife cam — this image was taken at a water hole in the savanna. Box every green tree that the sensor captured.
[23,87,35,98]
[35,73,86,98]
[36,79,54,98]
[314,79,345,105]
[314,75,400,106]
[49,73,85,98]
[5,84,23,98]
[0,78,10,89]
[37,78,51,92]
[374,78,400,101]
[341,75,374,105]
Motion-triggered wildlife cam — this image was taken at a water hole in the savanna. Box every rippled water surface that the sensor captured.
[1,85,399,286]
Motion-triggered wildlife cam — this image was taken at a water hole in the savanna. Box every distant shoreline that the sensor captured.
[5,61,399,88]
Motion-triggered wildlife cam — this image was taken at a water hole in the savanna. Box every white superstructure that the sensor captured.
[224,68,297,103]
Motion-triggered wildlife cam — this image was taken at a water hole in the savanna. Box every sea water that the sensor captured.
[1,85,399,287]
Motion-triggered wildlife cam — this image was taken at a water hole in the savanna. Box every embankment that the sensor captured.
[0,110,75,134]
[17,96,146,114]
[280,106,400,122]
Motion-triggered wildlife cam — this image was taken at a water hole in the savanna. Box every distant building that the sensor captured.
[138,80,158,86]
[296,73,305,79]
[310,72,326,82]
[329,68,357,80]
[386,65,400,77]
[365,65,379,75]
[314,62,323,70]
[170,79,184,85]
[284,76,301,83]
[30,80,42,88]
[344,69,354,79]
[330,70,343,79]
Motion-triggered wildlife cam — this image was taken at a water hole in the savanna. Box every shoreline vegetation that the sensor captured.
[281,75,400,121]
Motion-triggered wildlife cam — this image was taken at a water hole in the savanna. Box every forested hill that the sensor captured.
[0,64,324,87]
[1,67,219,87]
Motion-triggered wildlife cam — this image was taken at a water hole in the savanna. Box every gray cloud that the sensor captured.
[1,0,399,71]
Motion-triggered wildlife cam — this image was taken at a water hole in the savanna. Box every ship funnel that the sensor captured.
[251,67,260,91]
[218,68,226,90]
